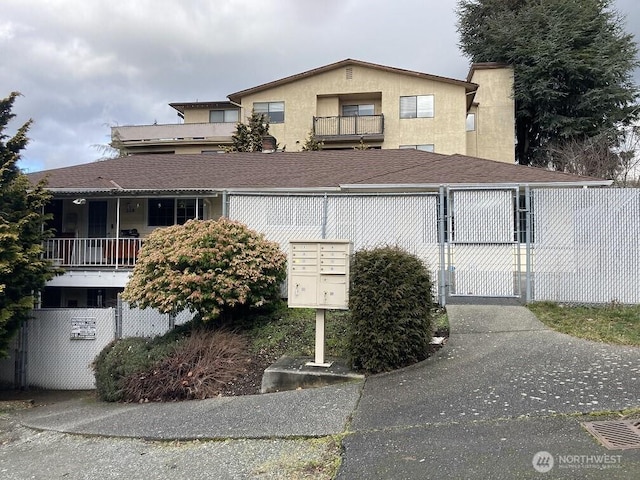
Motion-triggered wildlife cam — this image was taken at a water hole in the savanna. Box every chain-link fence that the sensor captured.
[5,187,638,390]
[1,301,194,390]
[228,188,640,306]
[532,188,640,304]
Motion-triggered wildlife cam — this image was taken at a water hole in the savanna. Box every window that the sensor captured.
[342,104,375,116]
[148,198,204,226]
[400,95,434,118]
[148,199,175,226]
[466,113,476,131]
[176,199,204,225]
[399,144,435,152]
[254,101,285,123]
[209,109,239,123]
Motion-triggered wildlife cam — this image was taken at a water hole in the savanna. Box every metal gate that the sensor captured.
[226,190,524,304]
[446,189,521,297]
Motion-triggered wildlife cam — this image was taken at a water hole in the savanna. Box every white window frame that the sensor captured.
[209,109,239,123]
[466,113,476,132]
[400,95,434,119]
[254,101,285,123]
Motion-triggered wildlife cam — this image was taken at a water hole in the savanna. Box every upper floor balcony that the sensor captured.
[112,122,236,152]
[313,114,384,143]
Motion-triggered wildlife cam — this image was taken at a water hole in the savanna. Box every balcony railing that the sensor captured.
[313,114,384,139]
[112,122,236,144]
[44,238,143,268]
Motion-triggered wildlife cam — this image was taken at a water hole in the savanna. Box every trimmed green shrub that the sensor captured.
[122,218,287,322]
[93,330,182,402]
[348,246,435,373]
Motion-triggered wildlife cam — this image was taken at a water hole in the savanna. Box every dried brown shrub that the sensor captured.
[122,329,251,402]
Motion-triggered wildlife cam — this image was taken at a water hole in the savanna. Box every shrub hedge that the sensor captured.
[348,246,434,373]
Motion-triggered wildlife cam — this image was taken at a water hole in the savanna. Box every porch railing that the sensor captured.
[313,114,384,138]
[44,238,143,268]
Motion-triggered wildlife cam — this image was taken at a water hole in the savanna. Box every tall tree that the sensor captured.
[0,92,55,357]
[457,0,639,167]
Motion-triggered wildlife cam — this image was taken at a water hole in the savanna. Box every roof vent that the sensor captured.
[346,67,353,80]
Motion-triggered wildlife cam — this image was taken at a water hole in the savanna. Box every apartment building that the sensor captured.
[113,59,515,163]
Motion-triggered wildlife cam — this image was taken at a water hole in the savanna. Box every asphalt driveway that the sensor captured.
[337,304,640,479]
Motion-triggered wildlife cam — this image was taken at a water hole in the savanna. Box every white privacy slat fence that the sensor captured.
[227,188,640,305]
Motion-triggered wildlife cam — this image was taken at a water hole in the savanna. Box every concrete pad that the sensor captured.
[19,381,364,440]
[446,304,549,334]
[261,356,364,393]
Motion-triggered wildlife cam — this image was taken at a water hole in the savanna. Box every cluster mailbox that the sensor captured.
[288,239,351,310]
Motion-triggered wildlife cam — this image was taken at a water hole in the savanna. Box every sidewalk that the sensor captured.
[16,381,362,440]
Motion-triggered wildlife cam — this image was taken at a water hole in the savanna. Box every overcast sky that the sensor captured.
[3,0,640,173]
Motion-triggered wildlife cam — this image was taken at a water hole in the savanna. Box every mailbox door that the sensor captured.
[289,275,318,307]
[319,275,348,309]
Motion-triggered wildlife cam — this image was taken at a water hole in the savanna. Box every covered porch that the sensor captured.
[43,192,223,269]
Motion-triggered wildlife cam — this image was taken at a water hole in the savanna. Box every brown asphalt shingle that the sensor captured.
[28,149,607,192]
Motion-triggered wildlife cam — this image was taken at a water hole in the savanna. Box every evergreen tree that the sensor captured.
[0,92,55,357]
[300,130,324,151]
[227,110,270,152]
[457,0,639,167]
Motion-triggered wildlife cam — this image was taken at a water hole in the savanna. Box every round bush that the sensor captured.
[122,218,287,322]
[348,246,434,373]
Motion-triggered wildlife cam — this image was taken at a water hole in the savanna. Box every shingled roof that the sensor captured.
[28,149,610,194]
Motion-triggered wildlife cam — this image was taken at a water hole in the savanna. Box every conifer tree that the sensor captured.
[0,92,55,357]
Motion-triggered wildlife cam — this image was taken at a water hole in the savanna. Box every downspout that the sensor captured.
[222,190,229,218]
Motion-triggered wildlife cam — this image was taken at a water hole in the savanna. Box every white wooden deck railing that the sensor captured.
[44,238,143,268]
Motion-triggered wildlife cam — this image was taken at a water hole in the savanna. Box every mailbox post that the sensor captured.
[288,239,351,367]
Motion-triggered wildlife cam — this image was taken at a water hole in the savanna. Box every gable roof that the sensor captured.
[28,150,610,195]
[227,59,478,104]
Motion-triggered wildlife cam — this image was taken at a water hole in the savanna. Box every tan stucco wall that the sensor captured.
[467,67,515,163]
[183,109,211,123]
[236,64,469,154]
[173,64,515,162]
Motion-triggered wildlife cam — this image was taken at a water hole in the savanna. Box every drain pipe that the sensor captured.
[222,190,228,218]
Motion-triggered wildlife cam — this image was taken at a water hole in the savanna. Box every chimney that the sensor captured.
[261,135,277,153]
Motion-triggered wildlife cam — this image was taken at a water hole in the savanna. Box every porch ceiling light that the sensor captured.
[72,198,86,205]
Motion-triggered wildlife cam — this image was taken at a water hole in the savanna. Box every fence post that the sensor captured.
[438,186,447,307]
[515,186,522,299]
[322,193,328,239]
[15,320,28,389]
[525,185,532,303]
[115,294,123,339]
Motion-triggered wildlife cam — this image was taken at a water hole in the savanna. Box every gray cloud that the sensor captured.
[2,0,638,172]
